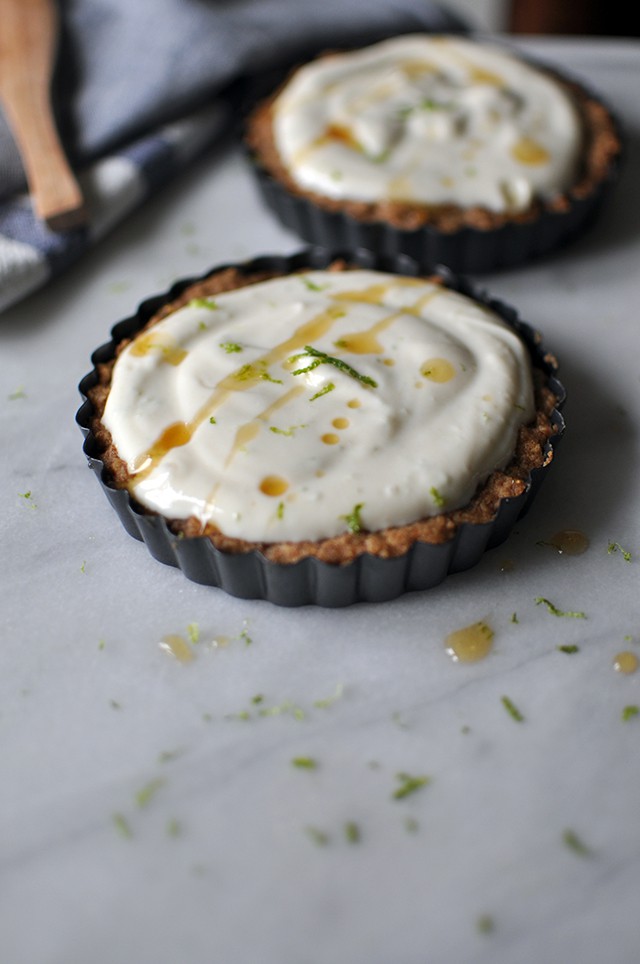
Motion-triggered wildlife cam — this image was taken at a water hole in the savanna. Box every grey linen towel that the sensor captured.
[0,0,468,313]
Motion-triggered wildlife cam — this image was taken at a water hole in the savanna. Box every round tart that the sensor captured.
[77,248,565,606]
[245,35,622,272]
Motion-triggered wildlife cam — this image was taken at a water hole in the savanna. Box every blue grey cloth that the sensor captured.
[0,0,468,313]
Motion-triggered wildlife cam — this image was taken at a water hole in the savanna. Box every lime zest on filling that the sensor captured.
[341,503,365,534]
[290,346,378,388]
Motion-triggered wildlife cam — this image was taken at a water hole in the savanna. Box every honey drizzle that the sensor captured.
[332,283,442,355]
[130,305,344,483]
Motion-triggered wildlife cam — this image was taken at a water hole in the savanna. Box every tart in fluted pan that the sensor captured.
[246,35,622,272]
[77,249,565,605]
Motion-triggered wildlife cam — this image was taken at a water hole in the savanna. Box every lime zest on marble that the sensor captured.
[501,695,524,722]
[607,541,632,562]
[393,772,430,800]
[535,597,587,619]
[291,756,318,769]
[562,828,594,858]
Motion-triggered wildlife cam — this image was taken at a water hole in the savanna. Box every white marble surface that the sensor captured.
[1,37,639,964]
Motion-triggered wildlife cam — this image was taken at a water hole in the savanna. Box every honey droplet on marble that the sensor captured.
[545,529,590,556]
[613,651,639,675]
[322,433,340,445]
[347,398,361,409]
[421,358,456,383]
[159,634,194,663]
[332,417,350,430]
[446,621,494,663]
[259,475,289,497]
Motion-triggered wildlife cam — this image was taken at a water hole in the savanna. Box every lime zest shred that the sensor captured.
[291,346,377,388]
[562,828,593,858]
[135,778,165,808]
[269,424,305,436]
[188,297,218,310]
[393,772,430,800]
[622,705,639,722]
[608,541,632,562]
[276,501,285,520]
[313,682,344,709]
[476,915,495,935]
[166,818,182,837]
[344,821,361,844]
[535,597,587,619]
[309,382,335,402]
[300,276,328,292]
[501,695,524,722]
[112,813,133,839]
[187,622,200,644]
[220,341,243,353]
[430,486,445,509]
[557,644,580,654]
[305,826,329,846]
[341,502,365,534]
[291,756,318,770]
[8,386,26,400]
[258,699,305,721]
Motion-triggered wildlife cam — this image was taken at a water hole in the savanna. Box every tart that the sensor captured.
[77,248,565,606]
[245,34,622,272]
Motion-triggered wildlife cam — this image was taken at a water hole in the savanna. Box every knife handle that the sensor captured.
[0,0,86,230]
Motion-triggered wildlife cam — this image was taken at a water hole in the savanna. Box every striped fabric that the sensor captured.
[0,0,467,314]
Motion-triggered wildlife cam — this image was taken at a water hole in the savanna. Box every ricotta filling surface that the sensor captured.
[272,35,582,213]
[102,270,535,542]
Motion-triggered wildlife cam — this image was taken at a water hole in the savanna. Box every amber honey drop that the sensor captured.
[347,398,361,409]
[322,433,340,445]
[160,634,194,663]
[613,651,639,675]
[259,475,289,497]
[446,621,494,663]
[332,417,350,430]
[545,529,590,556]
[421,357,456,383]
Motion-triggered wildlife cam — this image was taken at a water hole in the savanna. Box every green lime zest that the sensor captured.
[291,346,377,388]
[501,695,524,722]
[608,541,632,562]
[309,382,335,402]
[393,773,430,800]
[535,597,587,619]
[340,503,364,534]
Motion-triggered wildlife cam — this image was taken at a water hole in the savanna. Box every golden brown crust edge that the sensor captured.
[88,263,559,565]
[245,53,622,234]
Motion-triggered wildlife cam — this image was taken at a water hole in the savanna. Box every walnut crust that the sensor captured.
[245,52,622,234]
[88,263,559,565]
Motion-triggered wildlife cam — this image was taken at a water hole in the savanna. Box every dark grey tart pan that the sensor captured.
[76,247,566,607]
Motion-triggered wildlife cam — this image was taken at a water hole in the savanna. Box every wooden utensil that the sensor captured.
[0,0,86,230]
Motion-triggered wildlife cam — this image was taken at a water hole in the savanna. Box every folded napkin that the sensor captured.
[0,0,468,314]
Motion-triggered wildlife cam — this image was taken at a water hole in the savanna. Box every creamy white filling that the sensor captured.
[272,35,582,213]
[102,270,535,542]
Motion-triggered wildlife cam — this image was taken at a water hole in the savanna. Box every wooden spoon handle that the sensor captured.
[0,0,86,230]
